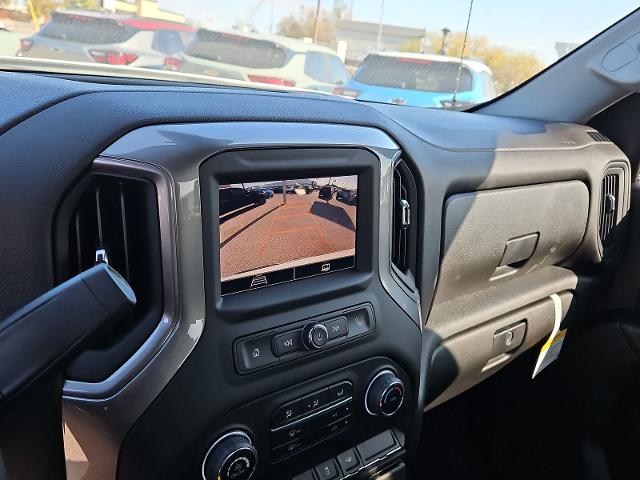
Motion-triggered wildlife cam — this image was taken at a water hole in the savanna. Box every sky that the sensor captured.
[161,0,637,65]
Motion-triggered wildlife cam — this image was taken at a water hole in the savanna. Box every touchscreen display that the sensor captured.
[219,176,358,295]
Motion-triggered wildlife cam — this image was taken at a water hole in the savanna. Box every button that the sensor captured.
[314,459,339,480]
[302,322,329,350]
[272,438,305,459]
[313,416,350,444]
[323,316,347,340]
[273,330,302,356]
[356,430,397,464]
[328,381,353,402]
[301,388,329,413]
[306,401,351,431]
[272,399,302,427]
[493,322,527,355]
[292,470,316,480]
[310,324,328,348]
[325,401,352,423]
[236,335,278,371]
[337,448,361,473]
[272,421,310,446]
[326,416,351,436]
[345,308,373,338]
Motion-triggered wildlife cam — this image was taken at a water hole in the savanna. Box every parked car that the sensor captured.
[319,185,333,201]
[219,186,266,216]
[249,187,274,198]
[294,184,312,195]
[17,10,195,68]
[172,29,350,91]
[336,188,358,205]
[336,52,496,109]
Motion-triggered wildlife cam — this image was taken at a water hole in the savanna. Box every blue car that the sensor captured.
[249,187,274,198]
[337,52,496,109]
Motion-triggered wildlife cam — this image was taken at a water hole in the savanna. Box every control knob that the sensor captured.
[301,321,329,350]
[202,431,258,480]
[365,369,405,417]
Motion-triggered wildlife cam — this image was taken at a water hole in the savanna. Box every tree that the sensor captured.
[31,0,60,18]
[398,38,423,53]
[278,7,337,46]
[405,31,543,96]
[66,0,100,9]
[442,32,543,95]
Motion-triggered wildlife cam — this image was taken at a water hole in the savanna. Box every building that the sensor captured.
[104,0,185,23]
[336,19,426,66]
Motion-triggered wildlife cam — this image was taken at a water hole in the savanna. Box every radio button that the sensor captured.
[345,308,372,338]
[273,330,302,356]
[302,322,329,350]
[236,335,278,371]
[323,316,347,340]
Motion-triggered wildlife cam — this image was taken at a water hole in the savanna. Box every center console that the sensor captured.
[67,123,423,480]
[191,143,421,479]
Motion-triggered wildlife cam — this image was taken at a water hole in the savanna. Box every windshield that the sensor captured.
[0,1,635,110]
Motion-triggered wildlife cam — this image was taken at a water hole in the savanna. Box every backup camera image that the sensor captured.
[219,176,358,294]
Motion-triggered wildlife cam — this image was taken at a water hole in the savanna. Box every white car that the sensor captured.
[174,29,350,92]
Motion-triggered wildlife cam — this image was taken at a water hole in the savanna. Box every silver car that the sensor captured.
[17,10,195,68]
[175,29,350,92]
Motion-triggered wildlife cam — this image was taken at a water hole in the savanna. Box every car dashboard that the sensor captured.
[0,71,630,480]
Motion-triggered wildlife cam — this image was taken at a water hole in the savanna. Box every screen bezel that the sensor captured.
[200,147,379,320]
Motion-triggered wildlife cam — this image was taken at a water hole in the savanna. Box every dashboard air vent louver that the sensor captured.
[599,173,619,247]
[62,174,163,382]
[392,160,417,282]
[587,131,610,142]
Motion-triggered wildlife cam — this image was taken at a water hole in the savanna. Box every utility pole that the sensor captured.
[136,0,143,17]
[269,0,275,33]
[312,0,321,43]
[376,0,386,52]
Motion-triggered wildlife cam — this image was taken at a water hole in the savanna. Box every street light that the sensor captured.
[439,27,451,55]
[376,0,386,52]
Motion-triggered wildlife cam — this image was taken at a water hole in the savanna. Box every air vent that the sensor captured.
[599,173,619,247]
[392,160,417,281]
[587,131,610,142]
[60,174,163,382]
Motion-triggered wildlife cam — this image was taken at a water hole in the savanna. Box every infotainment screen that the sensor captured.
[219,176,358,295]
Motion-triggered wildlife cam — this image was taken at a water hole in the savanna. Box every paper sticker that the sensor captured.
[532,293,566,378]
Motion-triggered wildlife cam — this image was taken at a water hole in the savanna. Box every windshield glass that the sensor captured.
[0,1,635,110]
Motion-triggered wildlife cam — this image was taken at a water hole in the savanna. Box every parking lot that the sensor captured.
[220,192,357,280]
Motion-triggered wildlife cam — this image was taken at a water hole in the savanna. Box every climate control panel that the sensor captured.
[271,380,354,460]
[195,358,411,479]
